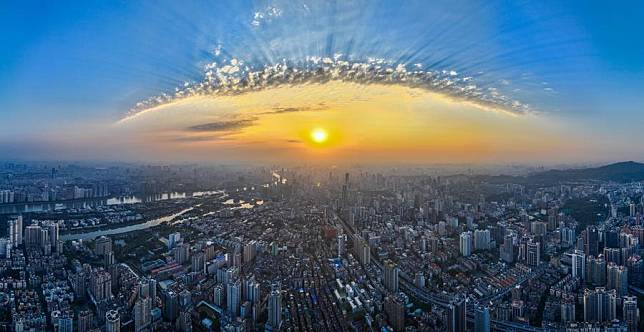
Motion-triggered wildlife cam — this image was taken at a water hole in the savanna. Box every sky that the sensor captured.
[1,0,643,164]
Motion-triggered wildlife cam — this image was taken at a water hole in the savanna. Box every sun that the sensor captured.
[310,128,328,143]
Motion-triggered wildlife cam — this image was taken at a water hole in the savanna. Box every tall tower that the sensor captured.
[105,310,120,332]
[447,296,466,332]
[526,241,540,267]
[383,259,399,292]
[227,279,241,317]
[572,250,586,280]
[134,297,152,332]
[268,283,282,330]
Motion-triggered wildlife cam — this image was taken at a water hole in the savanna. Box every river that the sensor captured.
[60,207,195,241]
[0,190,223,215]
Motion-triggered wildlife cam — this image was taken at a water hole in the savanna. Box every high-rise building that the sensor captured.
[134,296,152,332]
[227,280,241,317]
[191,251,205,273]
[268,283,282,330]
[383,259,399,292]
[178,310,192,332]
[526,241,540,267]
[95,236,113,256]
[560,302,575,323]
[474,306,490,332]
[57,313,73,332]
[174,243,190,264]
[585,227,599,256]
[105,310,120,332]
[214,284,225,307]
[603,247,621,265]
[586,255,606,286]
[243,277,261,304]
[561,226,575,247]
[163,290,179,322]
[0,238,9,258]
[355,238,371,265]
[572,250,586,280]
[45,222,58,246]
[77,310,93,332]
[336,235,346,258]
[89,269,112,302]
[500,234,514,263]
[24,224,43,248]
[622,296,639,332]
[70,272,86,299]
[243,240,257,263]
[626,255,642,287]
[447,296,466,332]
[606,263,628,296]
[7,216,23,247]
[583,287,617,323]
[168,232,181,250]
[459,232,472,257]
[474,229,491,251]
[414,272,425,288]
[384,295,405,332]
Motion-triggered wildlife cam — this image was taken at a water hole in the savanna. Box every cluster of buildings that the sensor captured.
[0,164,642,331]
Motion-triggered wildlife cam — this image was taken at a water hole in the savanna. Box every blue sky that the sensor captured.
[0,0,643,162]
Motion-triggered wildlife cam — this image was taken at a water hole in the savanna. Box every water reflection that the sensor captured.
[0,190,223,215]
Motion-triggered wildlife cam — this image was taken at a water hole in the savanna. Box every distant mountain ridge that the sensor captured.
[531,161,644,183]
[483,161,644,185]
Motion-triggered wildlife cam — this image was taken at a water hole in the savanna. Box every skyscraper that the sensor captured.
[622,296,639,332]
[500,234,514,263]
[459,232,472,257]
[606,263,628,296]
[447,296,466,332]
[560,302,575,323]
[47,222,59,248]
[474,229,491,251]
[134,296,152,332]
[585,227,599,256]
[583,287,617,323]
[95,236,113,256]
[163,290,179,322]
[168,232,181,250]
[77,310,93,332]
[243,240,257,263]
[474,306,490,332]
[57,313,73,332]
[268,283,282,330]
[384,295,405,332]
[89,269,112,302]
[526,240,540,267]
[227,279,241,317]
[383,259,399,292]
[105,310,120,332]
[572,250,586,280]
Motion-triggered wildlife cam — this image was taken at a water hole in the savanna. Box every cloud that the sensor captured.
[170,136,233,143]
[186,118,256,132]
[124,56,535,122]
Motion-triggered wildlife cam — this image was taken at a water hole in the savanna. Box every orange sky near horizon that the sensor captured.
[113,81,578,164]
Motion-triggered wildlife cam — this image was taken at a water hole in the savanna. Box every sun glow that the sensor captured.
[115,81,567,163]
[310,128,328,143]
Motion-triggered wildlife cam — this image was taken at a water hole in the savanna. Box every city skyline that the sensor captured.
[1,1,644,163]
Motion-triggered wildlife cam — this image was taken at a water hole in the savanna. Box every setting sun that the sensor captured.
[310,128,329,143]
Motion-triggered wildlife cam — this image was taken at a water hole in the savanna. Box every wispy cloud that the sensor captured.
[186,118,257,132]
